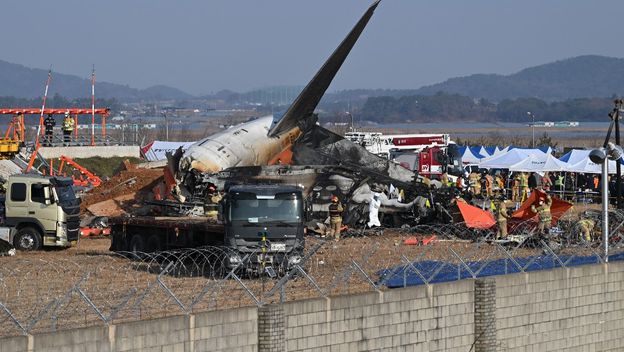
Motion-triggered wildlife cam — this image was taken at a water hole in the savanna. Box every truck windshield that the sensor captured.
[229,191,302,223]
[54,184,76,203]
[446,144,464,176]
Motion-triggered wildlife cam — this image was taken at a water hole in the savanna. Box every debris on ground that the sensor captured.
[80,167,164,216]
[0,239,15,256]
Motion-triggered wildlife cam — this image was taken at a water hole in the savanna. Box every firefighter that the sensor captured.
[519,172,529,202]
[484,172,493,198]
[554,172,565,195]
[469,171,480,195]
[62,112,73,145]
[530,194,552,235]
[494,173,504,193]
[542,172,553,192]
[576,218,596,243]
[512,173,520,202]
[456,175,465,192]
[494,195,510,239]
[327,195,343,241]
[205,184,222,220]
[44,114,55,146]
[440,172,449,188]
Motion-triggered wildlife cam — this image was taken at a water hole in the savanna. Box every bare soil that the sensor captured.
[80,167,164,215]
[0,232,533,335]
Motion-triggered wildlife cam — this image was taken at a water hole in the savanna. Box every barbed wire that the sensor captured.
[1,213,624,338]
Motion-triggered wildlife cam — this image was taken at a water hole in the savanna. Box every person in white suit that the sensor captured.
[367,193,382,228]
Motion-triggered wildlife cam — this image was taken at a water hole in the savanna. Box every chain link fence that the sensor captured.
[2,211,624,338]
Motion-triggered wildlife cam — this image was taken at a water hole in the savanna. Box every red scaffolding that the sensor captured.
[0,108,110,146]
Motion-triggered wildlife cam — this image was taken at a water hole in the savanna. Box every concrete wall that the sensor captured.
[1,307,258,352]
[496,263,624,352]
[283,280,475,352]
[39,145,140,159]
[3,261,624,351]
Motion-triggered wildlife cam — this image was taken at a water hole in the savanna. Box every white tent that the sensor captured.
[496,146,509,154]
[478,146,491,158]
[461,147,484,164]
[558,149,590,165]
[508,154,569,172]
[489,146,508,157]
[510,146,553,155]
[567,158,620,174]
[479,148,547,169]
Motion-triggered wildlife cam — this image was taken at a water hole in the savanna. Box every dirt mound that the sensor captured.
[81,167,164,215]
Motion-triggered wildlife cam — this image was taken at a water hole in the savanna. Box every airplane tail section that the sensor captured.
[268,0,380,138]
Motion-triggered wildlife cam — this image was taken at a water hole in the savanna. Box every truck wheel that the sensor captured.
[14,227,42,251]
[129,234,145,253]
[145,235,162,253]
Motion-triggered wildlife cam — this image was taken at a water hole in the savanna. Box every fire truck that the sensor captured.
[344,132,463,178]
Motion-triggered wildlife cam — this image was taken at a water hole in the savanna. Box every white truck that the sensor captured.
[0,174,80,251]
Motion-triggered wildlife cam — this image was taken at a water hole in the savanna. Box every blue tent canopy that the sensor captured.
[538,146,551,154]
[459,146,485,163]
[484,146,496,156]
[469,146,485,159]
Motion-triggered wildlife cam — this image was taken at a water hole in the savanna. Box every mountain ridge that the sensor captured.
[1,55,623,102]
[413,55,624,101]
[0,60,193,101]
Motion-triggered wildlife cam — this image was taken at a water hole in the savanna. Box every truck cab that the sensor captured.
[1,174,80,250]
[390,143,464,178]
[222,184,305,272]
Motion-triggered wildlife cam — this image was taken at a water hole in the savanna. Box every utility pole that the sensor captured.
[611,99,623,208]
[163,113,169,141]
[527,111,535,148]
[346,111,354,132]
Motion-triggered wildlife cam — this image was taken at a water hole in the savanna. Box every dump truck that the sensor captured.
[109,184,306,272]
[0,174,80,251]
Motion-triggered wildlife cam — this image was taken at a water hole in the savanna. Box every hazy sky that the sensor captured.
[3,1,624,95]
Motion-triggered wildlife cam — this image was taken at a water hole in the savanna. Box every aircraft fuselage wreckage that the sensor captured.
[166,1,461,229]
[175,1,381,180]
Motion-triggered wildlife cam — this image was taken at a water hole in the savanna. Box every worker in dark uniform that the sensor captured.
[44,114,55,146]
[328,195,343,241]
[62,112,73,145]
[530,194,552,235]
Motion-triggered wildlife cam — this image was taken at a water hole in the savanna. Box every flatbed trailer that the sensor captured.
[109,216,225,253]
[109,184,306,273]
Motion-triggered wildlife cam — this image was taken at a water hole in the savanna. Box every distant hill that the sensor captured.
[0,60,193,101]
[3,55,623,103]
[413,55,624,101]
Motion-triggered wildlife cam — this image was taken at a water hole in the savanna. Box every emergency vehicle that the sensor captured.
[344,132,463,178]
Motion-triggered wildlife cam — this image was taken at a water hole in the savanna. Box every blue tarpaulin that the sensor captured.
[379,251,624,288]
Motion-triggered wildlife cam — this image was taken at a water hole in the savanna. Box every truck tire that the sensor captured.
[129,234,145,253]
[14,227,42,251]
[145,234,162,253]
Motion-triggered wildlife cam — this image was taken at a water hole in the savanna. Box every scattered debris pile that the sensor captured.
[81,165,163,217]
